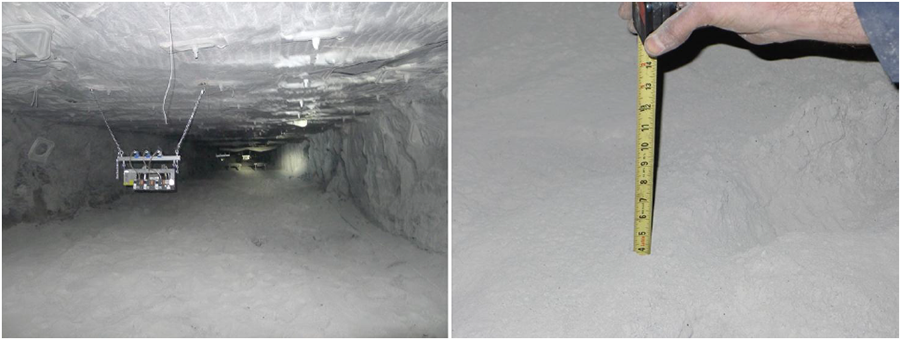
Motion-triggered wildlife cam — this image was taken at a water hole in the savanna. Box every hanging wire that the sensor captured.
[90,89,125,179]
[175,87,205,156]
[90,89,124,156]
[161,6,176,125]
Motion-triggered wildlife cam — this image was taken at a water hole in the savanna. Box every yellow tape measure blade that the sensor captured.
[634,38,656,255]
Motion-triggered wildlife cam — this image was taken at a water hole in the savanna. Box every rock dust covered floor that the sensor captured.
[452,3,898,337]
[3,169,447,337]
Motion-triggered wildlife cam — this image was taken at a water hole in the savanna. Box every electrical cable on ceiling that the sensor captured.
[161,6,176,125]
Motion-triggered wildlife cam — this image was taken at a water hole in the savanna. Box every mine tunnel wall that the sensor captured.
[275,87,448,252]
[2,114,205,228]
[274,142,310,179]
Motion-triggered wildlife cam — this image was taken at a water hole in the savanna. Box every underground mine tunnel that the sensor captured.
[2,3,448,337]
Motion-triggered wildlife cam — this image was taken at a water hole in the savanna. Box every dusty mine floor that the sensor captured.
[452,3,898,337]
[3,170,447,337]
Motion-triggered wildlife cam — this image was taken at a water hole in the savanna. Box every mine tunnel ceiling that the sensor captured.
[2,2,448,144]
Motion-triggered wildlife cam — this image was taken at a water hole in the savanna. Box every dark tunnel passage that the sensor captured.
[2,2,447,337]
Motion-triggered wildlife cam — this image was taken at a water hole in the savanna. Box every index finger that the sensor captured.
[618,2,632,20]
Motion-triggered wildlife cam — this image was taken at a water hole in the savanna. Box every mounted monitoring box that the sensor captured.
[117,153,180,192]
[122,168,176,191]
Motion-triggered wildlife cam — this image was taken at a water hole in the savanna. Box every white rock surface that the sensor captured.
[301,86,448,253]
[2,170,447,337]
[452,3,898,337]
[1,3,448,136]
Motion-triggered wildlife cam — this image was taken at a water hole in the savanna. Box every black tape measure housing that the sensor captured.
[632,2,678,43]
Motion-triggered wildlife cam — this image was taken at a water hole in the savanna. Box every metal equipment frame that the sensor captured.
[117,154,181,192]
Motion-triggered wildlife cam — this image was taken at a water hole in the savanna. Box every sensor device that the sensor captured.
[118,152,180,192]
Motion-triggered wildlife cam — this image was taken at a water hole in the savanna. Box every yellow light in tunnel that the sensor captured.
[288,119,309,128]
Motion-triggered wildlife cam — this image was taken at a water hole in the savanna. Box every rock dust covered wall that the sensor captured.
[302,87,448,252]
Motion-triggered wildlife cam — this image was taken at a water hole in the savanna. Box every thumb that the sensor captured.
[644,3,709,57]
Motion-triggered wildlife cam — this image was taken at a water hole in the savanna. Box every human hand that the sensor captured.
[618,2,869,57]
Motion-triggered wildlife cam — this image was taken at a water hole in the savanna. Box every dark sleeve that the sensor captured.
[854,2,898,83]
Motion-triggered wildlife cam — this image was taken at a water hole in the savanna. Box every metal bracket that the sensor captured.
[116,155,182,162]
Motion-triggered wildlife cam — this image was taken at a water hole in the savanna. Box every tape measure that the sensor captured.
[633,37,656,255]
[631,2,676,255]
